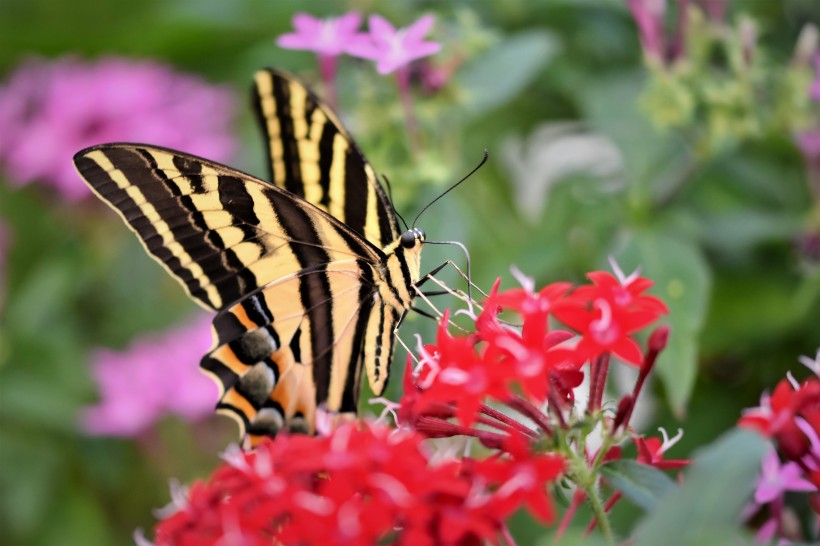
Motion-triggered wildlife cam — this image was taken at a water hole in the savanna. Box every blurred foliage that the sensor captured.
[1,0,819,544]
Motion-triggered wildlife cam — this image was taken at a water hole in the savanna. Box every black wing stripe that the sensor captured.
[265,192,336,404]
[271,74,304,196]
[253,68,402,248]
[75,148,215,306]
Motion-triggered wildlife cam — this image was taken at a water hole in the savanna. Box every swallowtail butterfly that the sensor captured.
[74,69,425,446]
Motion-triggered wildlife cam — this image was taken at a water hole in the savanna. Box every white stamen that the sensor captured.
[439,368,470,385]
[786,371,801,390]
[608,255,640,286]
[798,349,820,378]
[219,443,249,472]
[152,479,189,519]
[294,491,336,516]
[510,264,535,293]
[369,396,400,425]
[133,529,154,546]
[370,472,413,506]
[496,466,536,498]
[657,427,684,454]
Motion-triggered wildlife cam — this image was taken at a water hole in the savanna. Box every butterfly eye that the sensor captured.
[401,231,417,248]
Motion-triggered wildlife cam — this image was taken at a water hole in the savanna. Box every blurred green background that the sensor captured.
[1,1,819,544]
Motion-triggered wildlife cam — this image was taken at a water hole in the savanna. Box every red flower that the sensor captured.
[412,310,513,426]
[150,421,564,545]
[740,377,820,460]
[477,434,566,523]
[552,270,668,365]
[632,435,690,471]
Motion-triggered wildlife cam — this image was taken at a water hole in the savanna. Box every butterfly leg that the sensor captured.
[416,260,488,299]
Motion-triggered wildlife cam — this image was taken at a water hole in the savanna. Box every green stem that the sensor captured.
[566,445,616,546]
[581,479,616,546]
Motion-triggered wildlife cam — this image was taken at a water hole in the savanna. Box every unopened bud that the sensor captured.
[648,325,670,353]
[613,395,634,432]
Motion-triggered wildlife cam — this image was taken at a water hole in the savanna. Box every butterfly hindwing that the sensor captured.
[252,68,401,249]
[201,262,381,442]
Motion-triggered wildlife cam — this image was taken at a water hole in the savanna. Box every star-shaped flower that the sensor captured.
[276,12,364,57]
[754,448,816,505]
[348,15,441,74]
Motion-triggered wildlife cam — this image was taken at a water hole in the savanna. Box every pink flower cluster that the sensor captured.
[82,315,219,437]
[277,12,441,75]
[0,56,236,200]
[149,422,564,546]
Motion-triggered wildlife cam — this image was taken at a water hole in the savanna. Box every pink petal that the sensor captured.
[291,12,322,34]
[335,11,363,33]
[368,14,396,41]
[277,32,317,50]
[403,14,436,44]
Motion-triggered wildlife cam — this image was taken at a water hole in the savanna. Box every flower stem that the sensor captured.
[582,480,616,546]
[554,489,586,543]
[317,54,338,111]
[395,67,421,158]
[568,450,616,546]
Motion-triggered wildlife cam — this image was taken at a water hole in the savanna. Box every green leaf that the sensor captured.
[535,530,609,546]
[457,30,559,115]
[615,230,711,416]
[601,460,677,511]
[578,71,688,203]
[632,429,765,546]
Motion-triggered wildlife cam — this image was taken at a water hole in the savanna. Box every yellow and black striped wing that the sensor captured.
[73,143,384,310]
[201,260,404,445]
[252,68,401,249]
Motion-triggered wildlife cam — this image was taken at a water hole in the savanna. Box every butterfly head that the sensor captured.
[400,227,426,249]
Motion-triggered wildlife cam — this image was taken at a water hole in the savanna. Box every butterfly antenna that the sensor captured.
[382,174,409,231]
[412,149,488,228]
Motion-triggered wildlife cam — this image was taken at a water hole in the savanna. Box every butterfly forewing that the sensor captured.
[74,144,383,310]
[74,69,422,445]
[252,68,401,249]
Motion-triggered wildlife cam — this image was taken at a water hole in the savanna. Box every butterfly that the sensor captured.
[74,68,427,446]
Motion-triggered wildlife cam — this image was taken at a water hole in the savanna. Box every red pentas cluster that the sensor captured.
[399,268,669,440]
[149,422,564,546]
[738,352,820,541]
[739,369,820,466]
[147,266,673,545]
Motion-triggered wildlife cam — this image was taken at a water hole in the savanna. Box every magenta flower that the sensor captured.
[811,54,820,102]
[0,56,236,201]
[82,315,219,437]
[276,11,364,57]
[626,0,667,63]
[754,448,816,505]
[276,11,365,110]
[348,14,441,75]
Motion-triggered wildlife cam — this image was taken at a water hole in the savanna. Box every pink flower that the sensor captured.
[348,15,441,74]
[276,12,364,57]
[811,54,820,102]
[626,0,667,62]
[754,448,816,505]
[82,315,219,436]
[0,56,237,201]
